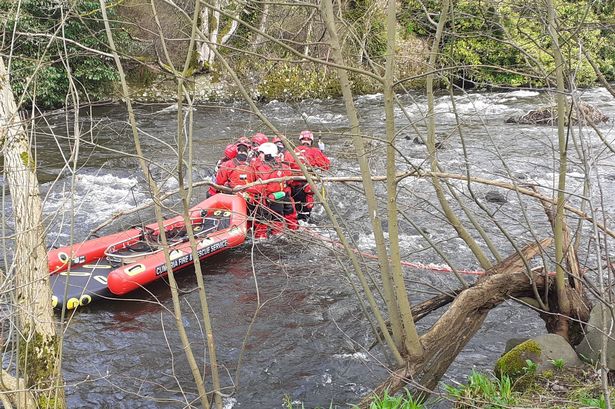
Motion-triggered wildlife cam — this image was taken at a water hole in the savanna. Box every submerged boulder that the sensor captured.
[485,191,507,204]
[506,101,609,126]
[411,136,445,149]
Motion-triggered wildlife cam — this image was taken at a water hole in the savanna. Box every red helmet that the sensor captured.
[251,133,268,146]
[299,130,314,143]
[236,136,251,149]
[271,136,282,144]
[224,144,238,159]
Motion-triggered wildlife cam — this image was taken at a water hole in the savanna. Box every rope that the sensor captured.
[302,226,486,275]
[302,227,504,277]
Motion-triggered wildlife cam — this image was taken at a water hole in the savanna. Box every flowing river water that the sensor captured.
[24,87,615,407]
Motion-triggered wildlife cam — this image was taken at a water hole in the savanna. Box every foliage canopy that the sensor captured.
[0,0,127,109]
[400,0,615,88]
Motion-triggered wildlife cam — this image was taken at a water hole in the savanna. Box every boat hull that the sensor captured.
[50,194,247,309]
[48,215,199,274]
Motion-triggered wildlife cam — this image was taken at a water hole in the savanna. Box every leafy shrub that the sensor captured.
[1,0,129,109]
[249,61,341,101]
[400,0,614,88]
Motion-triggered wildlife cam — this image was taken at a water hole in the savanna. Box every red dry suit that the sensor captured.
[279,150,301,171]
[291,145,330,222]
[295,145,331,170]
[216,156,256,189]
[215,154,262,214]
[209,144,239,197]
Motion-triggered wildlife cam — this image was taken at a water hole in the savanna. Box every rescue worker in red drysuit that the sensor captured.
[214,137,262,224]
[209,143,238,197]
[271,136,299,230]
[216,143,238,170]
[251,142,294,238]
[215,138,255,190]
[295,130,330,170]
[292,130,331,222]
[249,133,268,160]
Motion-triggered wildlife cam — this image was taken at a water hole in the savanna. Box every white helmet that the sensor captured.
[258,142,278,157]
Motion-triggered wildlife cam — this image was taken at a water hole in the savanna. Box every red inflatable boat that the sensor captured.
[50,193,247,309]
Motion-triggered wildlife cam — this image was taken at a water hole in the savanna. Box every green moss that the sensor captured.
[13,326,66,407]
[542,370,554,380]
[20,151,35,171]
[495,340,541,380]
[255,62,342,101]
[19,330,61,388]
[39,394,62,409]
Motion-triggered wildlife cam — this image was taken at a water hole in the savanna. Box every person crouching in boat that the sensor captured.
[292,130,331,223]
[271,136,299,231]
[251,142,294,239]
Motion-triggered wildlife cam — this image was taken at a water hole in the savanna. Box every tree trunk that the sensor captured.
[383,0,422,358]
[252,3,269,51]
[177,8,224,406]
[197,1,242,69]
[425,0,492,271]
[0,56,66,407]
[99,3,211,407]
[198,8,212,66]
[208,2,221,67]
[546,0,572,340]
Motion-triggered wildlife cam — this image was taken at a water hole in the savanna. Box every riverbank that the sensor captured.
[127,73,229,104]
[285,366,612,408]
[444,366,612,409]
[125,63,378,104]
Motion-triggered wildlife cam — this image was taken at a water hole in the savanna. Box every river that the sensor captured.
[29,87,615,407]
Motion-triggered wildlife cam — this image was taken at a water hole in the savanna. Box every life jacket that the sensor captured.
[252,159,290,195]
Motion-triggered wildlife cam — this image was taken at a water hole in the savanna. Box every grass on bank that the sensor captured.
[361,389,425,409]
[283,389,425,409]
[445,370,517,408]
[283,363,615,409]
[445,365,615,409]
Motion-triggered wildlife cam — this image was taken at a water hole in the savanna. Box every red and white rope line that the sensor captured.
[301,226,557,277]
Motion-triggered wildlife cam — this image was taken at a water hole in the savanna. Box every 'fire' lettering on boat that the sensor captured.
[154,240,228,275]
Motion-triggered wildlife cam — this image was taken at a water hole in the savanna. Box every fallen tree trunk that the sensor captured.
[359,237,589,406]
